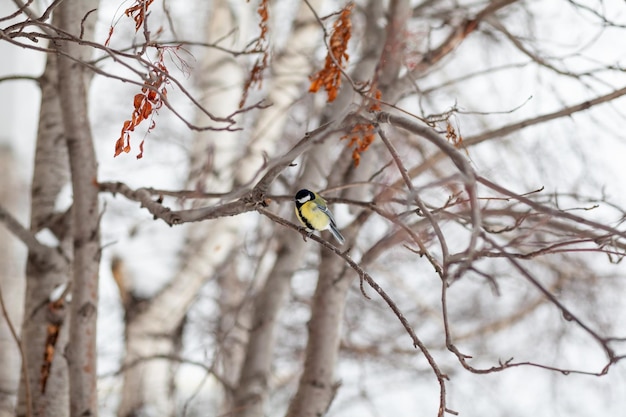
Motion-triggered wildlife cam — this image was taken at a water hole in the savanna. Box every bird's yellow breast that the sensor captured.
[296,201,330,231]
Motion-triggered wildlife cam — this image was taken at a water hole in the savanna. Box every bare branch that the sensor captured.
[0,74,39,84]
[375,125,450,266]
[389,0,520,101]
[0,205,66,269]
[376,112,482,276]
[478,176,626,241]
[0,284,32,417]
[259,207,452,417]
[465,85,626,147]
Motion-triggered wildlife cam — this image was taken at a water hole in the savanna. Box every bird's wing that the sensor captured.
[318,204,337,227]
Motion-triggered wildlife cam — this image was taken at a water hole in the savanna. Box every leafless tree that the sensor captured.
[2,1,626,417]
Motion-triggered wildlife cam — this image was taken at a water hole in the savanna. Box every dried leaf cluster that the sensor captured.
[309,3,353,102]
[240,0,271,108]
[114,52,168,159]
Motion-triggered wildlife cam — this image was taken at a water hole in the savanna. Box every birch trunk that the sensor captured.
[115,256,183,417]
[56,2,101,415]
[236,0,325,185]
[117,1,249,415]
[286,1,407,415]
[17,29,73,417]
[285,250,351,417]
[0,16,31,414]
[232,2,325,415]
[0,146,26,417]
[186,2,251,411]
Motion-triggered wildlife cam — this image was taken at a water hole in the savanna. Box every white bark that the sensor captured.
[236,0,326,185]
[0,147,26,417]
[232,236,305,416]
[285,251,351,417]
[286,2,406,415]
[117,1,251,415]
[232,2,326,415]
[14,0,100,412]
[56,1,101,415]
[184,1,252,410]
[18,40,72,417]
[118,306,181,417]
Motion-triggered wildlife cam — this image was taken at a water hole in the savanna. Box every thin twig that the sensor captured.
[0,205,66,268]
[0,284,32,417]
[258,207,452,417]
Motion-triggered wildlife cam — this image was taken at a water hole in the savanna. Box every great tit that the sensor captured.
[294,189,345,245]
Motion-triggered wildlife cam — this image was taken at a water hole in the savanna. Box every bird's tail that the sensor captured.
[329,223,345,245]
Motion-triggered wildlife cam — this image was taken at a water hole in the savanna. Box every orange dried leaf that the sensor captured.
[133,93,144,109]
[309,3,353,103]
[113,48,172,158]
[341,122,376,167]
[239,0,270,108]
[327,87,338,102]
[352,149,361,167]
[309,78,322,93]
[114,137,125,157]
[142,101,153,119]
[40,301,64,394]
[137,139,144,159]
[124,0,154,32]
[368,88,382,112]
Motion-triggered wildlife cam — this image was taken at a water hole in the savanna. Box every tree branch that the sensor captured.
[0,205,65,269]
[464,85,626,147]
[376,112,482,276]
[258,207,452,417]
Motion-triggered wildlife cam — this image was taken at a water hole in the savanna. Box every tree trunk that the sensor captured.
[117,1,250,415]
[56,1,101,416]
[0,146,27,417]
[115,256,183,417]
[286,1,408,415]
[285,250,352,417]
[17,43,72,417]
[232,1,325,415]
[16,2,99,417]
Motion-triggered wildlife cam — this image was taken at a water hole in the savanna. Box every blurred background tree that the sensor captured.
[1,1,626,417]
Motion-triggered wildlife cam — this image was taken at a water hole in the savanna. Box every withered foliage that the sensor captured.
[114,50,169,159]
[341,88,381,166]
[445,120,469,156]
[105,0,155,46]
[309,3,353,102]
[40,298,65,394]
[107,0,177,159]
[240,0,271,108]
[125,0,155,31]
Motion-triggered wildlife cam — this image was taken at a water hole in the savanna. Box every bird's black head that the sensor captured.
[295,189,314,205]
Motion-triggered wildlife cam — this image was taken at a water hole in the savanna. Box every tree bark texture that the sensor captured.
[286,2,410,415]
[0,146,26,417]
[17,33,72,417]
[56,1,101,416]
[232,238,305,416]
[285,249,352,417]
[232,3,327,414]
[117,1,250,415]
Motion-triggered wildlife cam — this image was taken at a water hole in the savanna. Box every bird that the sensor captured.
[294,189,345,245]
